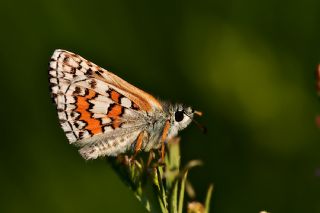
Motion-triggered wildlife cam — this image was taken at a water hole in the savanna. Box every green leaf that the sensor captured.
[165,137,181,190]
[205,184,214,213]
[158,195,169,213]
[171,180,179,213]
[178,171,188,213]
[157,167,168,209]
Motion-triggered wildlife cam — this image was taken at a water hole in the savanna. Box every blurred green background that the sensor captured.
[1,0,320,212]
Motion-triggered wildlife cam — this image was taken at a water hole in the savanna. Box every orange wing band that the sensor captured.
[76,90,103,135]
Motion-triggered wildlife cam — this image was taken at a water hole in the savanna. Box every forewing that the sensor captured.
[50,49,162,110]
[49,49,150,146]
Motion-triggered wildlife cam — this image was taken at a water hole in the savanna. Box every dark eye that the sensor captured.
[175,110,184,122]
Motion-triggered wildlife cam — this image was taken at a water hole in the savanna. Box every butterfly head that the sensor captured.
[170,104,194,130]
[167,104,204,138]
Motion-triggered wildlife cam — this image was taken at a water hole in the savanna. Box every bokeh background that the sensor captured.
[1,0,320,212]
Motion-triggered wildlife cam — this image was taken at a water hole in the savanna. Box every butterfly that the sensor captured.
[49,49,203,161]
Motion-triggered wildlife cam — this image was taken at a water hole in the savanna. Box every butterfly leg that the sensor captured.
[159,120,171,163]
[130,131,145,162]
[147,150,155,167]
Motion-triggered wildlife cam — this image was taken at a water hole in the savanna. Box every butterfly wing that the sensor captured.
[49,49,162,159]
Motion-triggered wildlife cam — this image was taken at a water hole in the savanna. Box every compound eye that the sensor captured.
[175,110,184,122]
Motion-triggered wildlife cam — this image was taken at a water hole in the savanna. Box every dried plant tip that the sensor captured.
[187,202,205,213]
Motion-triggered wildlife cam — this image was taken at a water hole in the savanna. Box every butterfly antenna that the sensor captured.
[185,110,207,134]
[192,119,207,134]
